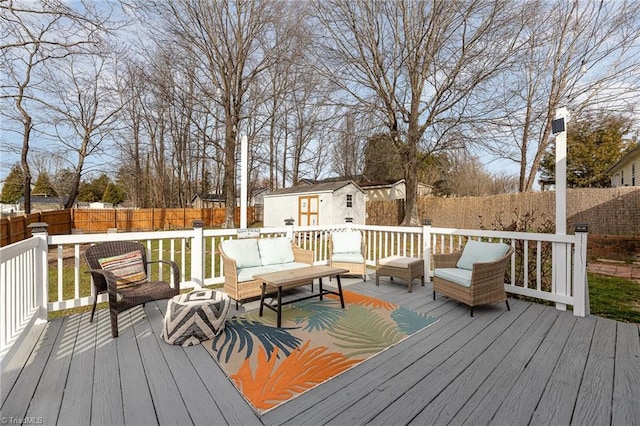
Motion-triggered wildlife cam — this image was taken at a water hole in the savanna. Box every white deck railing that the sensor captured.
[0,221,589,368]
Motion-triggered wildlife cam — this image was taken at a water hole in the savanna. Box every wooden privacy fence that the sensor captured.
[0,210,72,246]
[0,207,255,247]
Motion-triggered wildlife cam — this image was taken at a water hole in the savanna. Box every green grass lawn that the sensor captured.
[588,272,640,323]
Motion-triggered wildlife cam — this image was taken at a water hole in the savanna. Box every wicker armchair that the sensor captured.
[433,244,514,316]
[328,230,367,281]
[84,241,180,337]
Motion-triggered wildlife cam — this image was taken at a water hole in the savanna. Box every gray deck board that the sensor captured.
[117,309,157,426]
[0,317,62,421]
[24,314,78,425]
[335,300,528,425]
[489,310,579,425]
[130,303,192,425]
[448,303,562,425]
[530,314,597,425]
[612,321,640,425]
[408,302,548,425]
[0,319,46,408]
[571,316,616,425]
[57,311,96,426]
[1,276,639,426]
[91,307,125,426]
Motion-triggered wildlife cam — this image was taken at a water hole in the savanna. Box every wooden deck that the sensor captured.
[1,277,639,425]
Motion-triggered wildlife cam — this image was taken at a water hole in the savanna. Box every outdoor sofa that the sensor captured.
[219,237,314,307]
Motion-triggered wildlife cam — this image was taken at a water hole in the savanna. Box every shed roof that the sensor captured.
[264,180,364,197]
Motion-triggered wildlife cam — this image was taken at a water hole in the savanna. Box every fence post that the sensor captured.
[191,220,204,290]
[284,218,295,240]
[572,224,589,317]
[27,222,49,320]
[422,219,432,283]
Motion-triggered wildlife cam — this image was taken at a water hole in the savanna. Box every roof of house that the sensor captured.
[18,195,66,204]
[607,143,640,174]
[358,179,405,189]
[191,193,224,202]
[264,180,364,197]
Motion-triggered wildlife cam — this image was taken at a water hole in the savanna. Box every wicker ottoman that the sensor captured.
[376,256,425,292]
[162,290,230,347]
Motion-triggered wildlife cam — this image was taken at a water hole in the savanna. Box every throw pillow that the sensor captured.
[98,250,147,288]
[331,231,362,254]
[220,238,262,268]
[258,237,295,265]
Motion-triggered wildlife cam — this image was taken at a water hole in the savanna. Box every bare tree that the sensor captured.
[314,0,523,224]
[1,0,106,213]
[331,112,362,179]
[40,53,123,208]
[484,0,640,191]
[149,0,288,227]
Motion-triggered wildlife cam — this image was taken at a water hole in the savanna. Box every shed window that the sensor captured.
[346,194,353,208]
[621,170,624,185]
[632,163,636,186]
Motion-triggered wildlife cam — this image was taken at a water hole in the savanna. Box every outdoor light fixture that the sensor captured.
[580,60,587,75]
[574,223,589,233]
[284,218,294,225]
[551,117,565,135]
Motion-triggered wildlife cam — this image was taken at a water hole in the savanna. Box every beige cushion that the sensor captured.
[378,256,422,269]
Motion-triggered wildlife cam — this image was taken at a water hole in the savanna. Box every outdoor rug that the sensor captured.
[205,289,439,415]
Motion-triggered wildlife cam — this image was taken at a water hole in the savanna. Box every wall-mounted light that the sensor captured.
[551,117,565,135]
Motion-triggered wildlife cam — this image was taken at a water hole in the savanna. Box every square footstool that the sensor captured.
[376,256,425,292]
[162,290,230,347]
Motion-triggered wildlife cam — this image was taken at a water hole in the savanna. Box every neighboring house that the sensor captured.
[360,179,433,201]
[0,202,20,214]
[191,193,225,208]
[250,187,268,206]
[360,179,406,201]
[89,202,114,209]
[263,180,366,227]
[608,143,639,187]
[250,187,269,223]
[18,195,66,212]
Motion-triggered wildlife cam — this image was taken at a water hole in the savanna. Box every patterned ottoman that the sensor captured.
[162,290,230,347]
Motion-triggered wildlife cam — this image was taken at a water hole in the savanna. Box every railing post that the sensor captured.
[572,224,589,317]
[284,218,295,240]
[191,220,204,290]
[422,219,432,283]
[27,222,49,321]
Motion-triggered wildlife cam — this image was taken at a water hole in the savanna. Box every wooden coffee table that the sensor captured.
[256,265,348,327]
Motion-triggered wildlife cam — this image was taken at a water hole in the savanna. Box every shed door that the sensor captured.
[298,195,319,226]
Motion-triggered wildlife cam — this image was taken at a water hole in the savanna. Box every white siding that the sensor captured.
[263,182,366,227]
[263,195,300,227]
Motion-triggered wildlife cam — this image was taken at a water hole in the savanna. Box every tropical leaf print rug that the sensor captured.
[205,289,439,415]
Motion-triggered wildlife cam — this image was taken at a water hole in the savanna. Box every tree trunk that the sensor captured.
[21,119,32,214]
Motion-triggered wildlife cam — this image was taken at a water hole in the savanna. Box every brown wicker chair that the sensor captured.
[433,244,514,317]
[84,241,180,337]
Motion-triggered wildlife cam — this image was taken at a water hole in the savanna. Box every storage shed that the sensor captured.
[263,180,366,227]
